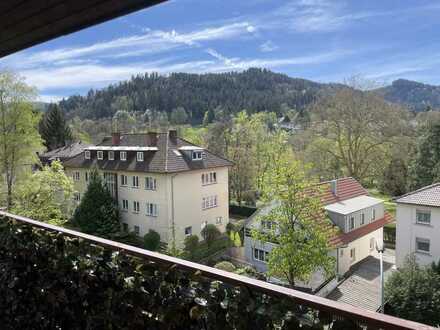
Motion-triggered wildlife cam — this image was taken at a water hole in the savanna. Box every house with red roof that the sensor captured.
[244,177,393,284]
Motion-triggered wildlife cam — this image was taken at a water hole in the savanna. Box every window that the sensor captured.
[108,151,114,160]
[132,176,139,188]
[134,226,140,236]
[133,201,140,213]
[350,248,356,262]
[349,217,355,230]
[84,150,91,159]
[416,237,430,253]
[122,199,129,211]
[416,210,431,225]
[136,152,144,162]
[253,248,269,262]
[202,171,217,185]
[216,217,222,225]
[185,226,192,236]
[262,220,274,230]
[120,174,128,186]
[97,151,103,160]
[202,195,218,210]
[372,208,376,221]
[73,171,80,181]
[73,192,81,202]
[370,237,375,251]
[122,223,128,232]
[192,150,202,160]
[145,177,157,190]
[146,202,158,216]
[120,151,127,161]
[85,172,89,182]
[361,213,365,225]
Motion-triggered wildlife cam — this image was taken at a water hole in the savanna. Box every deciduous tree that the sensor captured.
[0,71,42,208]
[12,160,74,226]
[252,157,335,287]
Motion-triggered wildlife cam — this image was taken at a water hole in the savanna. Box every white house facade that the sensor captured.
[244,177,392,281]
[395,183,440,268]
[63,130,232,246]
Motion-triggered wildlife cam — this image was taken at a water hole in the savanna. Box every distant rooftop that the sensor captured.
[39,141,91,164]
[395,183,440,207]
[325,195,383,215]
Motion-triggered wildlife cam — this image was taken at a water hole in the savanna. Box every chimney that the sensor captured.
[147,132,158,146]
[169,129,177,142]
[112,132,121,146]
[330,179,338,196]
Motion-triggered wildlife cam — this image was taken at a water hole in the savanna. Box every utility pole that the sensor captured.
[376,240,385,313]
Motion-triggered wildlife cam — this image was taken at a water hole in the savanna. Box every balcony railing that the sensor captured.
[0,210,433,329]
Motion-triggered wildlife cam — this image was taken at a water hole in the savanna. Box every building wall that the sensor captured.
[244,226,383,276]
[66,166,229,246]
[396,203,440,267]
[336,228,383,275]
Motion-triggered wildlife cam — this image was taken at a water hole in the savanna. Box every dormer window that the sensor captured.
[120,151,127,161]
[84,150,91,160]
[137,152,144,162]
[192,151,202,160]
[97,151,103,160]
[108,151,114,160]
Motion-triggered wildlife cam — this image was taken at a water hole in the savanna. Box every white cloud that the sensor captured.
[259,41,278,52]
[1,21,257,69]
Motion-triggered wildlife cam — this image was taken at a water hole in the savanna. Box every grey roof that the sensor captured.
[63,132,233,173]
[324,195,383,215]
[395,183,440,207]
[39,141,91,162]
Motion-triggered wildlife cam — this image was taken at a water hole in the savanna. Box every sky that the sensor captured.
[2,0,440,102]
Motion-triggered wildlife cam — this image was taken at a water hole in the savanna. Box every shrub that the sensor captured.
[385,255,440,326]
[183,234,199,259]
[225,222,235,235]
[214,261,236,272]
[143,230,161,251]
[201,224,221,247]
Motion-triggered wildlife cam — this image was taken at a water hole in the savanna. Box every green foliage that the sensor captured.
[201,224,221,247]
[183,234,199,260]
[12,161,74,226]
[170,106,188,125]
[73,169,120,237]
[39,103,72,151]
[143,229,161,251]
[0,71,43,208]
[385,255,440,326]
[410,122,440,190]
[225,222,235,235]
[214,261,236,272]
[0,218,365,329]
[253,157,335,287]
[59,68,324,123]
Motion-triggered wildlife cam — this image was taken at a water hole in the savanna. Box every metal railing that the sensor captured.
[0,210,434,330]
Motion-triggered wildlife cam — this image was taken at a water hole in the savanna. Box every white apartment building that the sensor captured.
[396,183,440,267]
[63,130,232,246]
[244,177,393,279]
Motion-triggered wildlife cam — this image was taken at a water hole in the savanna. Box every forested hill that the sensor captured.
[59,68,340,123]
[375,79,440,112]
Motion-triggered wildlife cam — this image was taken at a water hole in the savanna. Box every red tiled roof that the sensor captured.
[316,177,369,206]
[329,212,394,247]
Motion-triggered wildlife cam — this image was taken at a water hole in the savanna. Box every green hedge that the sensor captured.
[0,218,363,329]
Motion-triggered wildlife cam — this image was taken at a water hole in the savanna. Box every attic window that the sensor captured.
[108,151,114,160]
[120,151,127,161]
[97,151,103,160]
[84,150,91,160]
[137,152,144,162]
[192,151,202,160]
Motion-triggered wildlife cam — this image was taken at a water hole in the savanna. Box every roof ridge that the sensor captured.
[317,177,356,185]
[395,182,440,201]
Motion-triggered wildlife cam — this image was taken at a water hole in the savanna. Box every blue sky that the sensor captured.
[2,0,440,102]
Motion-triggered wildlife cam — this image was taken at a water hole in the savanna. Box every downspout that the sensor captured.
[170,173,178,254]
